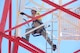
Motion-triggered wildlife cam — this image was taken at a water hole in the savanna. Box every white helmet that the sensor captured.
[31,7,37,11]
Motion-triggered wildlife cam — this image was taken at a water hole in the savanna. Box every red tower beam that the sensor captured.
[0,0,11,53]
[74,49,80,53]
[42,0,80,19]
[12,37,19,53]
[0,0,11,31]
[19,37,45,53]
[0,0,77,53]
[8,0,12,53]
[4,0,77,33]
[0,32,45,53]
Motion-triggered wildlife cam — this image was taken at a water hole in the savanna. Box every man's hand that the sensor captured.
[20,12,25,15]
[20,12,32,18]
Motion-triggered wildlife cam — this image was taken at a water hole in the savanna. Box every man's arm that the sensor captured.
[20,12,33,18]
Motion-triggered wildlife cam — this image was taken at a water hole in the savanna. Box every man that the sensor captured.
[20,8,56,51]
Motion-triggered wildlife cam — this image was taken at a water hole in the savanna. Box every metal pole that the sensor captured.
[57,0,62,53]
[8,0,12,53]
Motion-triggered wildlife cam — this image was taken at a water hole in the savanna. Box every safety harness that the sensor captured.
[32,20,45,37]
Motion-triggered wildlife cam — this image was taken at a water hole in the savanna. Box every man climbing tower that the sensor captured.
[20,8,56,51]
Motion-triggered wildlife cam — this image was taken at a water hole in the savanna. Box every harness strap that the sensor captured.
[32,20,45,37]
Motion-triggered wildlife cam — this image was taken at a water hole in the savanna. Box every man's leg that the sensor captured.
[41,30,56,51]
[25,28,33,41]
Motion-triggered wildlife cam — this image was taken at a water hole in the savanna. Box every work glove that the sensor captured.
[20,12,25,15]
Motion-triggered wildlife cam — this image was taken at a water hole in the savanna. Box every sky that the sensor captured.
[0,0,80,53]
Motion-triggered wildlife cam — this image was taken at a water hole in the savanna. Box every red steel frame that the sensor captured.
[0,0,79,53]
[42,0,80,19]
[0,0,45,53]
[0,0,11,53]
[74,49,80,53]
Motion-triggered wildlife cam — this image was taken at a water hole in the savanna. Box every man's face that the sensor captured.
[31,10,37,15]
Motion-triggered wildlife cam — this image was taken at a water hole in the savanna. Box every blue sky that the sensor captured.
[0,0,80,53]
